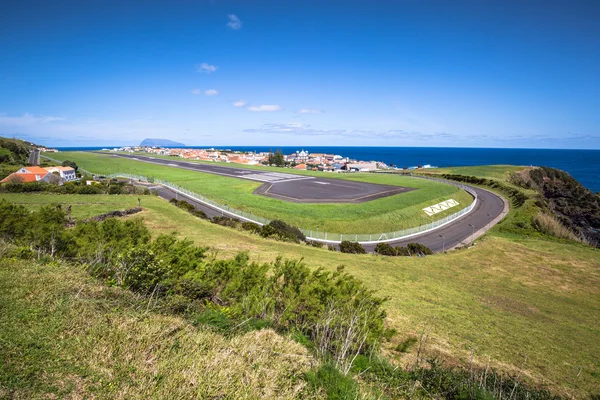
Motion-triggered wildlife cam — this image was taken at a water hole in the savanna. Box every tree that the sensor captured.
[273,150,285,167]
[61,160,78,172]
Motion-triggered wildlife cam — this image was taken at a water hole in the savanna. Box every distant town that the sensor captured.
[101,146,437,172]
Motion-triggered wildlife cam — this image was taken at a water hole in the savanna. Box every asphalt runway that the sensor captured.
[112,153,412,203]
[113,153,507,252]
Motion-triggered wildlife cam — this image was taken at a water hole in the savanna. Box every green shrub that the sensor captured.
[117,247,170,293]
[407,242,433,256]
[375,242,397,256]
[261,220,305,243]
[339,241,366,254]
[241,221,262,234]
[306,240,325,248]
[212,216,241,228]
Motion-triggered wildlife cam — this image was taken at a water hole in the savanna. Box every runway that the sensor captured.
[112,153,413,203]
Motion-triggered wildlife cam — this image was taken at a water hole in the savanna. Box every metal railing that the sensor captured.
[71,164,478,244]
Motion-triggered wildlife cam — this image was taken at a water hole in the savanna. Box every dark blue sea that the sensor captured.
[56,146,600,193]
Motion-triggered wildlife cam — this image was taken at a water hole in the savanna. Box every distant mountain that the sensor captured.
[140,138,185,147]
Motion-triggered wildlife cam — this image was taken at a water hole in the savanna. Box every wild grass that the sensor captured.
[0,255,321,399]
[42,151,473,233]
[531,212,581,242]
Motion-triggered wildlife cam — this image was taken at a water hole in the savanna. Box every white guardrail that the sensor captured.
[43,155,477,244]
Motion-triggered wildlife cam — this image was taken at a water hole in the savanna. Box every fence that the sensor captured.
[43,155,478,244]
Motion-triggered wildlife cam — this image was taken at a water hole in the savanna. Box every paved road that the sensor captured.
[118,153,507,253]
[363,185,505,252]
[112,153,412,202]
[28,149,40,165]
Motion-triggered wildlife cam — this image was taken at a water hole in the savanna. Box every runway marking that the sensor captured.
[423,199,459,216]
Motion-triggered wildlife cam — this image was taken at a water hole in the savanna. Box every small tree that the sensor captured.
[339,241,366,254]
[273,150,285,167]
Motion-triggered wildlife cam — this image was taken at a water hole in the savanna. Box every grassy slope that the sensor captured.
[42,151,473,233]
[1,192,598,396]
[0,256,320,399]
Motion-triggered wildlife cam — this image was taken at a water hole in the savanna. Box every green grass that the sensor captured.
[42,151,473,233]
[0,193,146,220]
[1,189,599,397]
[0,255,321,399]
[418,165,528,181]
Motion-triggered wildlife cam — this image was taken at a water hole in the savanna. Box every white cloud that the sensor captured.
[190,89,202,95]
[196,63,218,73]
[232,100,247,107]
[0,113,65,125]
[227,14,242,30]
[204,89,219,96]
[297,108,324,114]
[247,105,283,112]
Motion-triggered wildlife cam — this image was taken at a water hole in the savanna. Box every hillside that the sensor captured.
[140,138,185,147]
[1,161,599,398]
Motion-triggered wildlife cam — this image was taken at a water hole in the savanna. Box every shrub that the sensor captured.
[212,216,241,228]
[241,221,262,234]
[191,209,208,219]
[261,220,305,243]
[375,242,397,256]
[327,244,338,251]
[306,240,325,248]
[339,241,366,254]
[116,247,170,293]
[407,243,433,256]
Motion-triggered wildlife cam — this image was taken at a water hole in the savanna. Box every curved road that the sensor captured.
[113,153,507,253]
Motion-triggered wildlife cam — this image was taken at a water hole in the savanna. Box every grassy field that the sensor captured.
[0,256,321,399]
[1,191,598,397]
[418,165,528,181]
[42,151,473,234]
[0,193,145,220]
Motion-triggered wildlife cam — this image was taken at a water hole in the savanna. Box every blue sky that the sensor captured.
[1,0,599,148]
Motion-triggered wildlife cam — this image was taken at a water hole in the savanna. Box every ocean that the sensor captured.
[56,146,600,193]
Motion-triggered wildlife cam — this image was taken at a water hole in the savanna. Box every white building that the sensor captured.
[44,166,77,182]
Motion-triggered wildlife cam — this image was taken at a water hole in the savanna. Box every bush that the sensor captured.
[375,242,397,256]
[327,244,338,251]
[306,240,325,248]
[241,221,262,234]
[339,241,366,254]
[260,220,305,243]
[117,247,170,293]
[212,216,241,228]
[407,243,433,256]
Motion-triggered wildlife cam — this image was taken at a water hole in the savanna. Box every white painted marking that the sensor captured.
[423,199,459,216]
[314,182,330,185]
